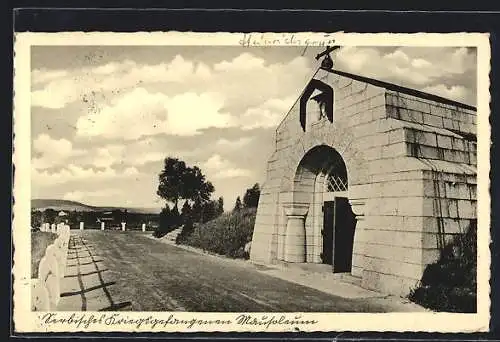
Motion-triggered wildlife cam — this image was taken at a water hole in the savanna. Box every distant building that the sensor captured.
[58,211,68,217]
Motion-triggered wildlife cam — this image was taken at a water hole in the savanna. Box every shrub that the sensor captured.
[153,206,181,238]
[176,219,195,244]
[181,207,256,259]
[409,221,477,312]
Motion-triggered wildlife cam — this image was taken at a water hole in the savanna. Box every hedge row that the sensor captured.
[178,208,256,259]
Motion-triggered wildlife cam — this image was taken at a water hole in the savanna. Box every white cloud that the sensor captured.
[31,56,213,110]
[337,47,434,85]
[203,154,227,169]
[390,66,434,85]
[337,47,380,72]
[411,58,432,69]
[215,137,253,149]
[202,154,252,179]
[217,168,252,178]
[33,133,72,157]
[32,80,79,109]
[32,164,141,187]
[384,50,411,65]
[239,97,295,130]
[421,84,469,102]
[32,69,69,85]
[32,134,85,169]
[214,53,266,72]
[31,53,312,131]
[208,55,311,108]
[449,47,475,73]
[165,92,232,135]
[337,47,476,92]
[84,145,125,168]
[134,152,166,165]
[91,145,165,167]
[124,166,139,176]
[194,63,212,79]
[32,135,127,170]
[63,191,84,201]
[63,189,122,201]
[75,88,232,139]
[33,135,196,173]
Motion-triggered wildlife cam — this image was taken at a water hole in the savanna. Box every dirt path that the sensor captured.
[58,230,411,312]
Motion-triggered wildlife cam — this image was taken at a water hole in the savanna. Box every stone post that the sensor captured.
[51,224,56,233]
[80,222,84,230]
[349,199,366,278]
[283,203,309,263]
[121,222,126,231]
[142,223,146,232]
[101,222,105,231]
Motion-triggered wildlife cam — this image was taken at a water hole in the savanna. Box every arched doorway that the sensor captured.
[285,145,357,273]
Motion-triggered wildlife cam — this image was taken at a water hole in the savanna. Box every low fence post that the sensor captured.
[38,253,60,309]
[142,223,146,232]
[80,222,84,230]
[121,222,126,231]
[101,222,105,231]
[31,278,50,311]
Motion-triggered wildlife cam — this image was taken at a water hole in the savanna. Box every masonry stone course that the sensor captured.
[250,69,477,296]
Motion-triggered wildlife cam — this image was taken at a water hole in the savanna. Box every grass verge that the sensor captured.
[31,231,57,278]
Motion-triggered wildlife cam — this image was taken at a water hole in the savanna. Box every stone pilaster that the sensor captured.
[283,203,309,262]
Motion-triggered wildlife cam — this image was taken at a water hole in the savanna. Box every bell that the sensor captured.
[321,54,334,70]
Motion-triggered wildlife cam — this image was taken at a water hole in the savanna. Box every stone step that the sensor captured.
[270,261,363,286]
[163,227,183,241]
[338,273,362,287]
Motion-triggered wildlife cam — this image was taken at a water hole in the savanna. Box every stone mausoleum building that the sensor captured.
[250,66,477,296]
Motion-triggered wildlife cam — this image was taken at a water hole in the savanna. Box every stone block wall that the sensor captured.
[385,91,476,136]
[251,69,477,297]
[351,91,477,295]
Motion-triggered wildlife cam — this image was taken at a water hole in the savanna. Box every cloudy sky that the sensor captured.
[31,45,477,209]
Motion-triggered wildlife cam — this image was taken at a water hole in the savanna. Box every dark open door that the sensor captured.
[333,197,357,273]
[321,201,335,265]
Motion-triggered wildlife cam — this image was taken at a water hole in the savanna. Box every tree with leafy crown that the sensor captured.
[233,196,242,212]
[156,157,214,209]
[243,183,260,208]
[216,197,224,216]
[181,200,192,224]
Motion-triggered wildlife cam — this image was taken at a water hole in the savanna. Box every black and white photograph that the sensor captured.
[13,32,491,333]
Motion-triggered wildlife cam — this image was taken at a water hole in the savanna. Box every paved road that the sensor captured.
[59,230,398,312]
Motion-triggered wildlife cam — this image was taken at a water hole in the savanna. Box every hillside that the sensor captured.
[31,199,161,214]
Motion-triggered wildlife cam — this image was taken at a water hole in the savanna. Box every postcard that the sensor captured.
[13,31,491,333]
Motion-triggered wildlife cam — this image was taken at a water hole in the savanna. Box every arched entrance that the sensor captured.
[284,145,357,273]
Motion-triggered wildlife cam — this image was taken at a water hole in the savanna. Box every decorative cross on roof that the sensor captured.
[315,45,341,70]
